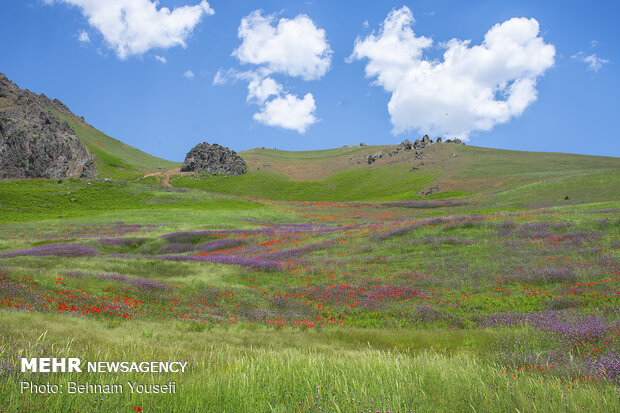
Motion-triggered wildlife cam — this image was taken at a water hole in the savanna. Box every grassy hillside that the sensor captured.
[170,166,469,202]
[242,145,397,181]
[170,144,619,202]
[54,111,179,180]
[0,179,264,223]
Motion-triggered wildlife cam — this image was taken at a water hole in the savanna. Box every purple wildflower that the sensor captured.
[258,240,334,260]
[196,238,245,252]
[157,243,196,254]
[0,244,99,258]
[160,254,282,271]
[98,273,128,281]
[98,238,148,246]
[127,277,169,290]
[585,355,620,383]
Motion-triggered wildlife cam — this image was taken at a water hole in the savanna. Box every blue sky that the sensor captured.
[1,0,618,161]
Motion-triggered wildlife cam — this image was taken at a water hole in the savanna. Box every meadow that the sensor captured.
[0,168,618,412]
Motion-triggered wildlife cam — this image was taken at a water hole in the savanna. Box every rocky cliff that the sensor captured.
[0,73,96,179]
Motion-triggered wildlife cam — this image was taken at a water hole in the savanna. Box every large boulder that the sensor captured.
[0,73,96,179]
[181,142,247,175]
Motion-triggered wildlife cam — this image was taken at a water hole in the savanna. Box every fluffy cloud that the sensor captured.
[232,10,332,80]
[217,10,329,133]
[183,70,195,79]
[571,52,609,72]
[154,55,167,64]
[45,0,214,59]
[213,70,317,133]
[247,76,283,104]
[253,93,317,134]
[350,7,555,139]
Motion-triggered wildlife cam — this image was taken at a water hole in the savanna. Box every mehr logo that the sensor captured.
[21,358,82,373]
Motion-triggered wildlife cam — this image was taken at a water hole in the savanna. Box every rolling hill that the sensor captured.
[55,112,179,180]
[0,72,179,181]
[1,73,617,206]
[170,142,619,205]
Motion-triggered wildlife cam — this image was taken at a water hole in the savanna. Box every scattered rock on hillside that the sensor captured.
[180,142,247,175]
[367,151,384,164]
[422,186,441,196]
[398,139,413,151]
[445,138,464,144]
[0,73,96,179]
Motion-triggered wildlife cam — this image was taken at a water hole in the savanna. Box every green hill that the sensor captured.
[54,112,179,180]
[0,72,179,180]
[169,143,619,204]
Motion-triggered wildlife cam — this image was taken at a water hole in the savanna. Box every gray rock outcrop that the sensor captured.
[181,142,247,175]
[398,139,413,151]
[366,151,384,164]
[0,73,96,179]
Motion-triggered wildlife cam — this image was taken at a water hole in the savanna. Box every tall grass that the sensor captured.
[0,315,616,412]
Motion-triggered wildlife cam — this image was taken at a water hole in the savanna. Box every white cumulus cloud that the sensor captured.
[247,76,283,104]
[571,52,609,72]
[232,10,332,80]
[212,69,318,133]
[45,0,214,59]
[183,70,195,79]
[217,10,329,134]
[154,55,167,64]
[253,93,317,134]
[350,7,555,139]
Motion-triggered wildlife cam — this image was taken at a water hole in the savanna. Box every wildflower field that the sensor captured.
[0,173,618,412]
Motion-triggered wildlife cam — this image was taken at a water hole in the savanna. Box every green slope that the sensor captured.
[454,145,618,180]
[54,111,179,180]
[170,145,619,203]
[242,145,393,160]
[170,165,464,202]
[481,168,620,209]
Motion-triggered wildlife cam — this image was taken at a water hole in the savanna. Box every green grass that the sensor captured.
[0,315,616,413]
[455,146,619,181]
[171,165,440,201]
[0,198,617,412]
[484,169,620,208]
[1,143,619,412]
[241,145,394,160]
[176,145,620,203]
[0,179,263,223]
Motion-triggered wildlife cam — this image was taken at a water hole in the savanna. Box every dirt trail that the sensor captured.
[142,167,186,187]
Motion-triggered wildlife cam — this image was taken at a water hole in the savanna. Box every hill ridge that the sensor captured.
[0,72,179,180]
